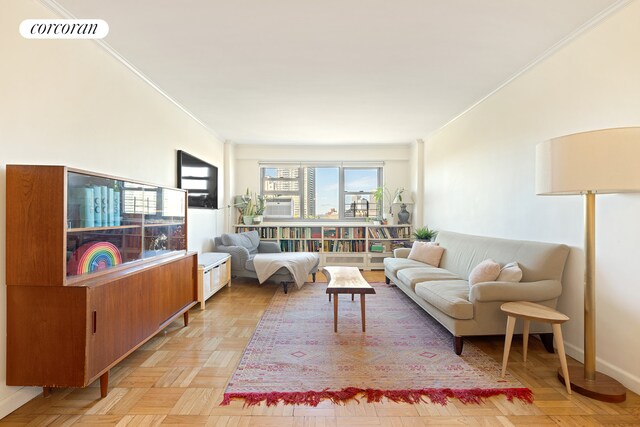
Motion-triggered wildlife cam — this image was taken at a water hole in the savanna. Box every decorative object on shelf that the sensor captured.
[68,186,95,228]
[536,127,640,403]
[413,226,437,242]
[100,186,108,227]
[67,241,122,275]
[150,233,168,251]
[92,184,102,226]
[392,188,413,224]
[113,186,121,226]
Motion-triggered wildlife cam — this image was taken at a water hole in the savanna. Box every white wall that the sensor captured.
[409,140,424,229]
[0,0,225,416]
[232,144,412,227]
[424,1,640,393]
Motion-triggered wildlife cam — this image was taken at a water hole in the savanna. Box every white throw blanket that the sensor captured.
[252,252,319,289]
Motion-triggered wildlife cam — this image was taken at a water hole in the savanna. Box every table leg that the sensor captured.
[501,315,516,378]
[361,294,366,332]
[329,294,331,302]
[522,319,530,363]
[552,324,572,394]
[333,294,338,333]
[352,293,354,301]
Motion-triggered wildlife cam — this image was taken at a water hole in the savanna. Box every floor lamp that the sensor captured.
[535,127,640,402]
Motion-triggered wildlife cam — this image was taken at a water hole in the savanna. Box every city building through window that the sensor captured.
[260,165,382,220]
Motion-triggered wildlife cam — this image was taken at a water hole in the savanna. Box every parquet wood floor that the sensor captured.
[3,271,639,426]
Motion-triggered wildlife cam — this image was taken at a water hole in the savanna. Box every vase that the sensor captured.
[397,203,410,224]
[243,215,254,225]
[253,215,263,224]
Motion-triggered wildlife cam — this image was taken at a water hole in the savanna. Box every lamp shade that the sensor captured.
[536,127,640,195]
[391,194,413,205]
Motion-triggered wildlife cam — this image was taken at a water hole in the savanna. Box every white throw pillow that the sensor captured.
[407,241,445,267]
[497,261,523,282]
[469,259,500,286]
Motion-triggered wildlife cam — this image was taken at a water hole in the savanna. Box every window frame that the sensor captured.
[260,164,383,222]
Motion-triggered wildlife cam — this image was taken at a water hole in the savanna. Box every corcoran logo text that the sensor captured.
[20,19,109,39]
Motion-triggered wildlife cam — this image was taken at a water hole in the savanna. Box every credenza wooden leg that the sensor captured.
[100,372,109,398]
[43,387,51,398]
[183,311,189,327]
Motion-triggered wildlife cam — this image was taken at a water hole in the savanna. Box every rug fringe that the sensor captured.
[220,387,533,407]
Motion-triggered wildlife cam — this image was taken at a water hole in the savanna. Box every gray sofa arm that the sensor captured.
[258,241,281,253]
[470,279,562,303]
[214,244,250,272]
[394,248,411,258]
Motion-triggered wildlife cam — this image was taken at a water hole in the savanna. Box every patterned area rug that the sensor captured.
[222,282,532,407]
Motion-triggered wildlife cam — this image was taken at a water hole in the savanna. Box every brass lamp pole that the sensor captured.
[536,127,640,402]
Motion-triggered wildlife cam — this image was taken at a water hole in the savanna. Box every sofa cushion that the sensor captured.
[397,267,461,290]
[383,257,428,275]
[497,261,523,282]
[435,230,569,282]
[469,259,500,286]
[408,241,445,267]
[415,280,473,320]
[221,231,260,254]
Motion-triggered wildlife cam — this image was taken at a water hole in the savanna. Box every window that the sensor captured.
[260,164,382,220]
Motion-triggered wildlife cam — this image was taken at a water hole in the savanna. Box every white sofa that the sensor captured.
[384,230,570,354]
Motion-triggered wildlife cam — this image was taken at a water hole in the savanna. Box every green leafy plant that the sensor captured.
[254,194,266,216]
[372,187,385,220]
[243,196,256,217]
[234,189,266,220]
[413,226,437,241]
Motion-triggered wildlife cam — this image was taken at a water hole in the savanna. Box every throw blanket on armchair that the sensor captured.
[253,252,319,288]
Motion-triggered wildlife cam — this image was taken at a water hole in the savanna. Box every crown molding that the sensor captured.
[38,0,225,143]
[430,0,634,140]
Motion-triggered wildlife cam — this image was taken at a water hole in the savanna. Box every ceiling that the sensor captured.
[51,0,621,145]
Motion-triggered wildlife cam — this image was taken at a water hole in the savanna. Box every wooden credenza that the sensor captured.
[6,165,198,397]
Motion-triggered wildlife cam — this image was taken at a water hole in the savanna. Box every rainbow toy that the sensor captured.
[67,241,122,275]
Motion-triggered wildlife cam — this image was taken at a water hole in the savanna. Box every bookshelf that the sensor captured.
[234,223,412,270]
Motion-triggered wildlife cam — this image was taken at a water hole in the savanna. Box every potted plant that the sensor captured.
[413,226,437,241]
[372,187,384,224]
[253,194,266,224]
[241,196,256,225]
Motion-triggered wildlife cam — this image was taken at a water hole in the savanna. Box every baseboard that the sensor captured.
[0,387,41,419]
[564,341,640,395]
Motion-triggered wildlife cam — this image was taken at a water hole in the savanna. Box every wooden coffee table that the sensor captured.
[322,266,376,333]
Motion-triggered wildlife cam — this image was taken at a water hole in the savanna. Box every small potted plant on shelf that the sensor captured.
[253,195,266,224]
[372,187,385,224]
[241,196,255,225]
[413,226,437,241]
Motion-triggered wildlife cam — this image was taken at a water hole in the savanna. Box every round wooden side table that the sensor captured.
[500,301,571,395]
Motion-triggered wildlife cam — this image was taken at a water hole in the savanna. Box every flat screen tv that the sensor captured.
[177,150,218,209]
